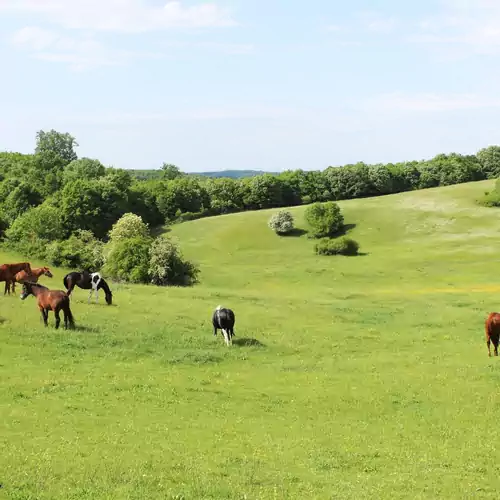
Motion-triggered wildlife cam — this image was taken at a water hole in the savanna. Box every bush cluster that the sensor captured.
[314,237,359,256]
[102,214,199,286]
[268,210,295,235]
[304,201,344,238]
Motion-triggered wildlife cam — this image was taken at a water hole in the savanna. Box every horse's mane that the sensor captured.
[98,277,112,296]
[25,281,48,289]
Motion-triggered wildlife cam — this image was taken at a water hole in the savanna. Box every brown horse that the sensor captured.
[0,262,32,295]
[9,266,53,294]
[485,312,500,357]
[20,282,75,330]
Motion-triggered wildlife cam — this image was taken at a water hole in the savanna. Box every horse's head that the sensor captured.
[105,290,113,305]
[19,282,35,300]
[42,267,53,278]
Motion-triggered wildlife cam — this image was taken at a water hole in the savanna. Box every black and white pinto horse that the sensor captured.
[212,305,235,346]
[63,271,113,305]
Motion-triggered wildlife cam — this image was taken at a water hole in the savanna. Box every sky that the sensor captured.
[1,0,500,173]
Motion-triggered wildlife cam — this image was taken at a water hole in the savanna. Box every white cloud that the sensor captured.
[358,12,398,34]
[162,40,254,55]
[11,26,163,71]
[73,106,301,123]
[366,92,500,113]
[409,0,500,56]
[0,0,237,32]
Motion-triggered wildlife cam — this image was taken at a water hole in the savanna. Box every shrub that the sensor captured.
[103,237,152,283]
[6,204,65,248]
[477,178,500,207]
[46,230,104,270]
[148,236,199,286]
[314,237,359,256]
[268,210,295,235]
[304,201,344,238]
[108,213,149,242]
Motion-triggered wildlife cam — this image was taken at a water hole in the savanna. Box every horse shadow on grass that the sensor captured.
[73,325,101,333]
[232,338,266,348]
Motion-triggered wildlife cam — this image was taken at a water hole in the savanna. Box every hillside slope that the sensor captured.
[171,179,500,298]
[2,179,500,499]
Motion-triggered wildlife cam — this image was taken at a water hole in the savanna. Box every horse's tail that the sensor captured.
[63,274,69,290]
[486,313,493,340]
[66,304,75,328]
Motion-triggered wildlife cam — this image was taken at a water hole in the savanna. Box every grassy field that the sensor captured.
[2,180,500,499]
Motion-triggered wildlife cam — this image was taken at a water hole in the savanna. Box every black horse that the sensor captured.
[212,305,235,346]
[63,271,113,305]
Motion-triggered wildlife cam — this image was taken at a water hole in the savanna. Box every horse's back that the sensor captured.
[39,290,70,309]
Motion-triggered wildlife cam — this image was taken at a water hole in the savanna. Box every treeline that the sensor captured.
[1,129,500,270]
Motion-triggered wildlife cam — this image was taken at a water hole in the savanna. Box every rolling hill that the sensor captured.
[1,179,500,499]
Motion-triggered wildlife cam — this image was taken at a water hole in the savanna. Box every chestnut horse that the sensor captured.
[9,266,53,295]
[485,312,500,357]
[20,282,75,330]
[0,262,32,295]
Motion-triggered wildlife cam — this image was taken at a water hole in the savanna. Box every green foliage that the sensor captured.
[304,201,344,238]
[6,204,65,245]
[128,183,164,227]
[103,236,152,283]
[35,129,78,164]
[268,210,295,235]
[477,146,500,179]
[161,163,183,180]
[108,213,149,243]
[46,230,104,270]
[60,179,128,238]
[62,158,106,185]
[148,236,199,286]
[477,178,500,207]
[241,174,284,209]
[314,236,360,256]
[2,182,43,224]
[205,178,242,214]
[156,177,210,220]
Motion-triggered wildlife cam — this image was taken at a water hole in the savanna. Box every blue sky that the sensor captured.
[1,0,500,172]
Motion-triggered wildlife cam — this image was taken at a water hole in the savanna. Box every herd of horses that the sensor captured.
[0,261,237,345]
[4,261,500,353]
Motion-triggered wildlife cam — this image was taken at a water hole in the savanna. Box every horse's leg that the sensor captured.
[487,337,492,357]
[88,289,93,304]
[54,309,61,330]
[4,280,9,295]
[40,307,48,327]
[63,308,68,330]
[494,337,499,357]
[213,326,218,337]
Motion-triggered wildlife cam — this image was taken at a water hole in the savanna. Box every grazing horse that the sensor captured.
[0,262,32,295]
[212,305,236,346]
[20,282,75,330]
[9,266,53,295]
[485,312,500,357]
[63,271,113,305]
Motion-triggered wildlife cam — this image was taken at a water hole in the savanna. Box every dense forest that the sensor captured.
[1,129,500,277]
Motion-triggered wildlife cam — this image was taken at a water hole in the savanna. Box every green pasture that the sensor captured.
[1,180,500,499]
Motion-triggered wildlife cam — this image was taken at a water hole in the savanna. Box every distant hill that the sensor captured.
[128,169,274,181]
[192,170,275,179]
